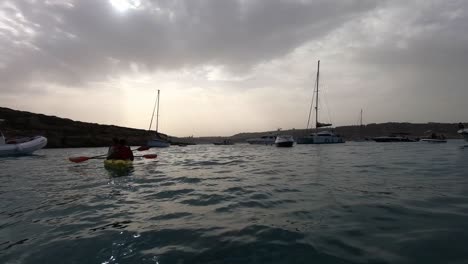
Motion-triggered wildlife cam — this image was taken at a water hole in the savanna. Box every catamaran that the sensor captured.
[147,89,170,148]
[297,60,345,144]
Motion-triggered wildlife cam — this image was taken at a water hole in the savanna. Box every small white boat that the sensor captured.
[0,133,47,156]
[246,135,276,145]
[458,129,468,142]
[275,135,294,147]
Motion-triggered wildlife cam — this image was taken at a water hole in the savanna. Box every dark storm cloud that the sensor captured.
[0,0,378,92]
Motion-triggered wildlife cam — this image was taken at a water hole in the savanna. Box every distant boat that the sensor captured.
[275,135,294,147]
[458,128,468,142]
[373,133,418,142]
[297,60,345,144]
[420,139,447,143]
[147,89,170,148]
[213,139,234,145]
[354,109,368,142]
[246,135,276,145]
[420,132,447,143]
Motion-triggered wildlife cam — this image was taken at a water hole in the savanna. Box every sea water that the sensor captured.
[1,141,468,264]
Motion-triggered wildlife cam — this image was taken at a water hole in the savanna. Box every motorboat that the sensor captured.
[0,133,47,156]
[275,135,294,147]
[373,133,418,142]
[372,136,418,142]
[420,139,447,143]
[213,139,234,145]
[458,129,468,142]
[297,131,345,144]
[420,133,447,143]
[246,135,276,145]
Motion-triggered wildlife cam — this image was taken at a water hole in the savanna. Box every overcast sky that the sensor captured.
[1,0,467,136]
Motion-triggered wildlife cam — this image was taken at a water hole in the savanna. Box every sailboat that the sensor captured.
[147,89,170,148]
[297,60,345,144]
[354,109,368,142]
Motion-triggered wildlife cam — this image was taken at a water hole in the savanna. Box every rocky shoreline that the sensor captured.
[0,107,464,148]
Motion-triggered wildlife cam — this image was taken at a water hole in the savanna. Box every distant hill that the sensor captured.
[230,122,464,143]
[0,107,464,147]
[0,107,156,148]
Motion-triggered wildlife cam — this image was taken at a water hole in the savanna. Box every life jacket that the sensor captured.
[115,145,134,160]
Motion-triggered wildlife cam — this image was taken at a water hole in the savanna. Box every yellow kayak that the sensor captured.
[104,159,133,170]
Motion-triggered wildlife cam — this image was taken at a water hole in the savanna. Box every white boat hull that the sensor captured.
[459,129,468,142]
[275,135,294,147]
[0,136,47,156]
[147,138,170,148]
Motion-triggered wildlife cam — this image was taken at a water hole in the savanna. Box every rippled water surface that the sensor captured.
[1,141,468,264]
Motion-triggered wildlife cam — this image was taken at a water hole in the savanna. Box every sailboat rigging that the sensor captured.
[147,89,170,148]
[297,60,345,144]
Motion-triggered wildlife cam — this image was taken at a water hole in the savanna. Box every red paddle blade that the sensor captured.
[69,156,91,163]
[142,154,157,159]
[136,146,150,151]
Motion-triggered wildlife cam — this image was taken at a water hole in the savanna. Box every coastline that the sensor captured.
[1,107,465,148]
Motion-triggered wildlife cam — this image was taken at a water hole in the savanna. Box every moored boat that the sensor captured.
[275,135,294,147]
[372,136,418,142]
[420,139,447,143]
[297,131,344,144]
[147,137,170,148]
[213,139,234,145]
[458,129,468,142]
[373,133,418,142]
[297,60,345,145]
[0,135,47,156]
[246,135,276,145]
[147,89,170,148]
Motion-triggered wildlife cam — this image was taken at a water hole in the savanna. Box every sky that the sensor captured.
[1,0,467,136]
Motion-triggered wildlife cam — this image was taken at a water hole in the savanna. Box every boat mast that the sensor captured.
[360,109,363,127]
[315,60,320,129]
[156,89,160,133]
[148,89,160,132]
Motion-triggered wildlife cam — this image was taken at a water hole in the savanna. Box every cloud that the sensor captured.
[0,0,377,92]
[1,0,468,135]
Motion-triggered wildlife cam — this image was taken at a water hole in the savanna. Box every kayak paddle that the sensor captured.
[68,146,151,163]
[69,154,157,163]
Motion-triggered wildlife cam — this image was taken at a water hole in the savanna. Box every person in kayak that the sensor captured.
[115,139,134,161]
[107,138,120,159]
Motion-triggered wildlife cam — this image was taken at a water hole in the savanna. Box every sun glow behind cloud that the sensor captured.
[1,1,468,136]
[108,0,140,12]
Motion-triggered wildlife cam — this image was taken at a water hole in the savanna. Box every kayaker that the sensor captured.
[117,139,134,161]
[107,138,120,159]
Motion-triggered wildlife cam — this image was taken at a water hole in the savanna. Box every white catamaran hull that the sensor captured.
[0,136,47,156]
[147,138,170,148]
[297,131,345,144]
